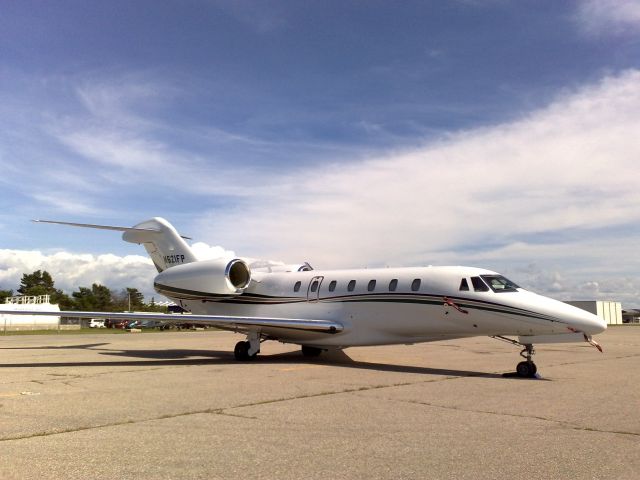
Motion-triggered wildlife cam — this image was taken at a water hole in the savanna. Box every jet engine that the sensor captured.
[153,257,251,300]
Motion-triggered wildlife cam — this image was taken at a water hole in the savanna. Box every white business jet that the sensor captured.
[1,218,606,378]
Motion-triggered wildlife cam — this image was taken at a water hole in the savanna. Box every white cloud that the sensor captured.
[0,241,235,301]
[58,130,173,171]
[0,249,155,297]
[429,234,640,305]
[576,0,640,35]
[2,67,640,307]
[31,192,107,216]
[192,70,640,305]
[191,242,236,260]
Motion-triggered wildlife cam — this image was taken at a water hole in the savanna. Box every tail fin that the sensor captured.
[33,217,196,272]
[121,218,196,272]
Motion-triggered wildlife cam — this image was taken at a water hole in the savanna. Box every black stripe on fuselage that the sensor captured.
[157,283,566,325]
[312,293,563,324]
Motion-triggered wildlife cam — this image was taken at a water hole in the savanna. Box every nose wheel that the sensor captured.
[516,360,537,377]
[491,336,538,378]
[516,344,537,378]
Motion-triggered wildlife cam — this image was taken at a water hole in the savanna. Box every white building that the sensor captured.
[565,300,623,325]
[1,295,61,331]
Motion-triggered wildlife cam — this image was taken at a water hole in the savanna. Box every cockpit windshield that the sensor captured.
[480,275,520,293]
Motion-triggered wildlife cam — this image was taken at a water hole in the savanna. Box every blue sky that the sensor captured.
[1,1,640,306]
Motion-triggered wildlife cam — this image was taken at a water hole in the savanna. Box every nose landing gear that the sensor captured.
[516,344,537,378]
[492,336,538,378]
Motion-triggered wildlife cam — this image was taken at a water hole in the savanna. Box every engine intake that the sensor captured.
[153,257,252,300]
[225,259,251,290]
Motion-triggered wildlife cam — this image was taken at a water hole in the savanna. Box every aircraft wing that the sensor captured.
[0,309,343,334]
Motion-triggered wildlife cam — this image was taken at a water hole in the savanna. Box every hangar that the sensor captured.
[1,295,60,331]
[565,300,622,325]
[622,309,640,323]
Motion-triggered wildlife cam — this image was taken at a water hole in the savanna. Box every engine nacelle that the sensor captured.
[153,258,251,300]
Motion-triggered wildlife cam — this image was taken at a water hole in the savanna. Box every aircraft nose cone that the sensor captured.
[576,310,607,335]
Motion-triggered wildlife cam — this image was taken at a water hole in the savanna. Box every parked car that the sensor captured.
[112,319,130,329]
[89,319,106,328]
[137,320,165,329]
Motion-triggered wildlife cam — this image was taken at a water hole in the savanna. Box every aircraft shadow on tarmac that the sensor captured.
[0,343,110,350]
[0,343,534,379]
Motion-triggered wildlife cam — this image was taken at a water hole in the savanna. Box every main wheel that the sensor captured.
[234,341,250,361]
[301,345,323,357]
[516,361,537,378]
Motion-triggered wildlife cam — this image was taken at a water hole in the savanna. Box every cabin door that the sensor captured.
[307,276,324,303]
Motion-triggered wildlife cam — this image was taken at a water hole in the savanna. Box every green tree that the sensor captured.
[126,288,145,311]
[16,270,71,308]
[54,292,74,310]
[0,289,13,304]
[112,287,145,311]
[72,284,113,311]
[18,270,56,296]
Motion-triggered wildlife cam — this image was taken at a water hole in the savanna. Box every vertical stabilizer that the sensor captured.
[122,217,196,272]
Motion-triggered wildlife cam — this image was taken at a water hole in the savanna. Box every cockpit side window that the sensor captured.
[480,275,520,293]
[470,276,490,292]
[459,278,469,291]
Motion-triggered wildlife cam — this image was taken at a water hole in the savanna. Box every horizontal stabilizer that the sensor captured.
[0,309,344,335]
[32,219,191,240]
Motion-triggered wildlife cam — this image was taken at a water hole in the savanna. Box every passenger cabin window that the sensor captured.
[294,281,301,292]
[310,280,319,293]
[481,275,520,293]
[411,279,421,291]
[471,276,489,292]
[389,279,398,291]
[348,280,356,292]
[368,280,376,292]
[328,280,337,292]
[459,278,469,291]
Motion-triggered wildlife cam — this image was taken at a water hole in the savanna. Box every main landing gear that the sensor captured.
[301,345,323,357]
[492,336,538,378]
[234,331,261,361]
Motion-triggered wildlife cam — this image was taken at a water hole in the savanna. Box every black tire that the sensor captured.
[301,345,323,357]
[234,341,250,361]
[516,361,536,378]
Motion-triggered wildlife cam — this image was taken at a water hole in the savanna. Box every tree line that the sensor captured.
[0,270,166,312]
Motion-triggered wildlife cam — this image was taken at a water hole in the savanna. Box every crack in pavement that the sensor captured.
[0,375,463,443]
[550,352,640,368]
[395,398,640,438]
[0,364,205,388]
[3,354,634,443]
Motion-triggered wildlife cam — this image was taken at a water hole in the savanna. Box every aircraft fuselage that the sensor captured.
[168,265,606,348]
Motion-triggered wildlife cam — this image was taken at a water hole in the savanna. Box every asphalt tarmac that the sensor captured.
[0,327,638,479]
